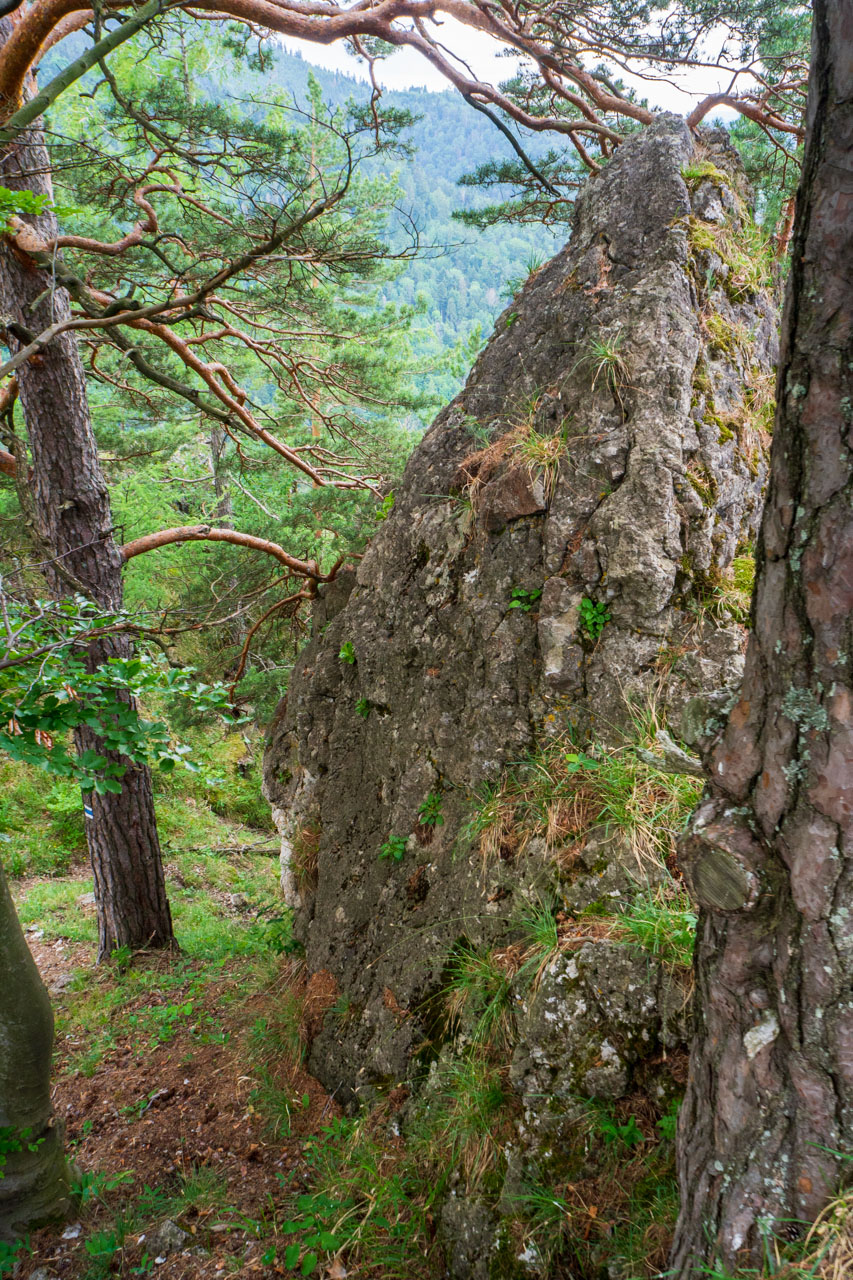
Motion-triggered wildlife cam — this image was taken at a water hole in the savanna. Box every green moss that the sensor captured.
[681,160,730,189]
[691,357,712,400]
[687,464,718,507]
[688,213,775,303]
[687,218,717,256]
[704,312,751,360]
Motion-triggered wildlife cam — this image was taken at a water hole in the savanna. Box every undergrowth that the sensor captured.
[460,705,703,872]
[8,710,850,1280]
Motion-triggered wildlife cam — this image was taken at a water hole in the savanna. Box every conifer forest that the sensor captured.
[2,2,852,1279]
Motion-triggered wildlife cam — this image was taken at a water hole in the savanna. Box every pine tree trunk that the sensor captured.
[671,4,853,1272]
[0,861,70,1240]
[0,40,174,960]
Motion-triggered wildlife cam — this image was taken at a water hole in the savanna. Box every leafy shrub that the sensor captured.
[418,791,444,827]
[380,835,408,862]
[578,596,610,640]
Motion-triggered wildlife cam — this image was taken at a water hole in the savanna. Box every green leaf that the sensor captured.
[284,1242,301,1268]
[301,1252,319,1276]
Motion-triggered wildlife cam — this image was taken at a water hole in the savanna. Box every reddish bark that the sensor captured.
[671,2,853,1272]
[121,525,324,580]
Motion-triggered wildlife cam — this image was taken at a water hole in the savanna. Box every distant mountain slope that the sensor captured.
[42,35,564,405]
[246,48,565,402]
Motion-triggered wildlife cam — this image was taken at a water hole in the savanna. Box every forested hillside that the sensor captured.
[249,47,563,395]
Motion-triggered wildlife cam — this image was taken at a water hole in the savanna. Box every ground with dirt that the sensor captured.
[17,921,358,1280]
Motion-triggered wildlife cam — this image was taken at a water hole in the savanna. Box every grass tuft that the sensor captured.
[462,707,703,873]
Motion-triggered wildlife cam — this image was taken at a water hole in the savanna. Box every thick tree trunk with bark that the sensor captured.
[0,32,174,959]
[0,861,70,1240]
[671,4,853,1273]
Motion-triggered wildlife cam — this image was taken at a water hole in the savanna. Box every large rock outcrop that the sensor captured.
[264,115,778,1273]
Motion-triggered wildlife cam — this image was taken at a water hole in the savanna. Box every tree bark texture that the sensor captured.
[671,3,853,1273]
[0,861,70,1240]
[0,27,174,959]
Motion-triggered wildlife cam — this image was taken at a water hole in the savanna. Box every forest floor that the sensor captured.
[19,925,343,1280]
[10,845,441,1280]
[2,733,442,1280]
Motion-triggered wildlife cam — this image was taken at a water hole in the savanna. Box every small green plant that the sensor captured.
[125,1000,194,1048]
[379,834,408,862]
[280,1188,344,1274]
[514,896,563,987]
[355,697,371,720]
[511,421,567,497]
[578,597,610,640]
[74,1168,133,1206]
[374,491,395,522]
[591,1105,644,1148]
[410,1056,510,1191]
[705,554,755,625]
[119,1091,160,1122]
[461,413,492,448]
[565,750,598,774]
[508,586,542,613]
[247,1007,304,1079]
[84,1228,122,1264]
[503,253,546,299]
[586,330,628,396]
[418,791,444,827]
[108,942,133,970]
[275,1112,433,1276]
[509,1177,572,1271]
[338,641,356,665]
[656,1098,681,1142]
[0,1240,26,1279]
[444,943,515,1050]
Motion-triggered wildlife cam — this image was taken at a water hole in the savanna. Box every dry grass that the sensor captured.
[780,1192,853,1280]
[290,820,321,891]
[462,710,703,876]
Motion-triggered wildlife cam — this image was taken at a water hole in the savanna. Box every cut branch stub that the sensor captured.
[679,802,765,911]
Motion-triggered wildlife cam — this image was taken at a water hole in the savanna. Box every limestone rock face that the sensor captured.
[264,115,776,1193]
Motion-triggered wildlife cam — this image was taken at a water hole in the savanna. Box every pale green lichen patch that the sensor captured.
[781,686,830,733]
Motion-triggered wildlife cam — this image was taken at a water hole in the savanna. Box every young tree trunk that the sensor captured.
[671,3,853,1272]
[0,38,174,959]
[0,861,70,1240]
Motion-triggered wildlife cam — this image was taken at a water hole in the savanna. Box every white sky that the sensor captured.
[280,19,739,119]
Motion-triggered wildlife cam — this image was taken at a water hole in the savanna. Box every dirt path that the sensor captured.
[19,942,344,1280]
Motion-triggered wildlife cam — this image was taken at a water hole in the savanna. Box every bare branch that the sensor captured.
[120,523,337,581]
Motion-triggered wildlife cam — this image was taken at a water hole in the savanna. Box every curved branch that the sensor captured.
[227,586,313,702]
[120,523,336,581]
[461,91,564,191]
[51,181,159,254]
[687,92,805,136]
[37,10,92,57]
